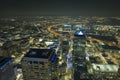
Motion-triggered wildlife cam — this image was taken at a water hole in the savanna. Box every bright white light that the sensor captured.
[78,31,84,35]
[59,56,62,60]
[59,61,63,65]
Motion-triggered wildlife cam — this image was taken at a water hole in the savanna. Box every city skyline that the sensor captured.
[0,16,120,80]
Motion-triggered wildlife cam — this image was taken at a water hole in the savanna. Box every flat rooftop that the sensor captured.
[24,48,54,59]
[0,56,13,70]
[92,63,119,73]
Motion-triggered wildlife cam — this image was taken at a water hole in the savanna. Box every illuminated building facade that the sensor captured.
[73,30,88,80]
[21,48,58,80]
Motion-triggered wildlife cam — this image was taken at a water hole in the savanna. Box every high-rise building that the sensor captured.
[21,48,58,80]
[73,30,87,80]
[0,56,16,80]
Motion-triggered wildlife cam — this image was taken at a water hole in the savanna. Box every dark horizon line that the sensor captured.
[0,15,120,17]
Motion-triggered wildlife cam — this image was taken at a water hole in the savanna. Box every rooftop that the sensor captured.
[24,48,54,59]
[0,56,13,70]
[92,63,119,73]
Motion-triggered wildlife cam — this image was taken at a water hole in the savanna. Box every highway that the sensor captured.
[47,24,60,36]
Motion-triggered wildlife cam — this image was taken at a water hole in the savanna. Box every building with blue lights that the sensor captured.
[74,30,86,38]
[0,56,16,80]
[73,30,88,80]
[21,48,58,80]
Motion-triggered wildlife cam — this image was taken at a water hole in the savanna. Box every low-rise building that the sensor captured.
[88,63,119,79]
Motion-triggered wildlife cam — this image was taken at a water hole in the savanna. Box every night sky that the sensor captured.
[0,0,120,16]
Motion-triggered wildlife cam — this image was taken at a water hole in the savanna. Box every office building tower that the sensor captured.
[21,48,58,80]
[73,30,88,80]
